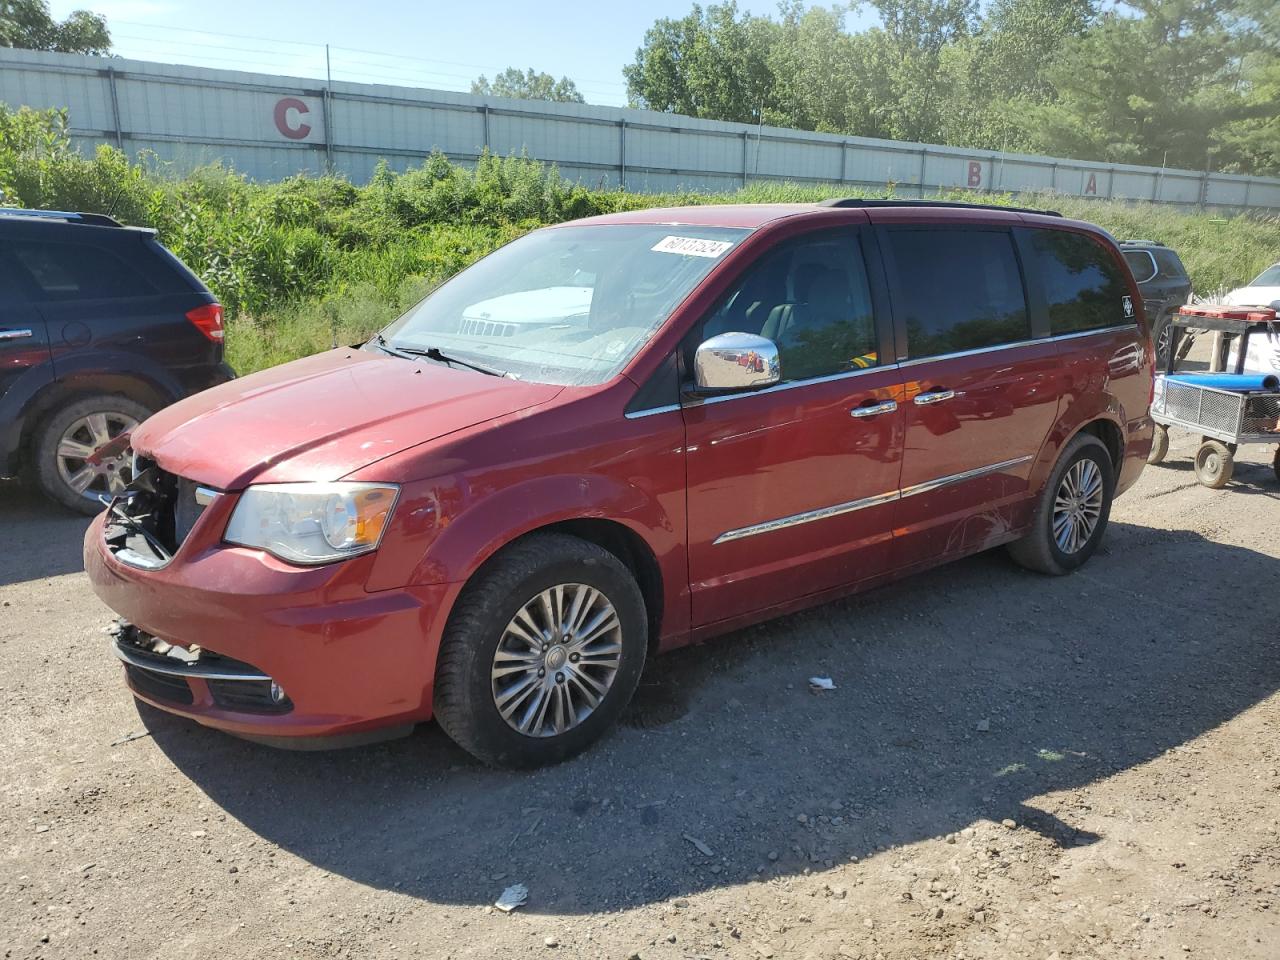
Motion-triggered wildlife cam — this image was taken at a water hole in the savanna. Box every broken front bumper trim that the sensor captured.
[109,622,270,681]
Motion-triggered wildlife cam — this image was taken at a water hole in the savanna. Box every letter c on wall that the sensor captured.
[273,97,312,140]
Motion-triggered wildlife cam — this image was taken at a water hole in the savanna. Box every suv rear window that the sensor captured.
[1032,230,1132,334]
[886,229,1029,359]
[10,241,155,301]
[1154,248,1186,279]
[1122,250,1158,283]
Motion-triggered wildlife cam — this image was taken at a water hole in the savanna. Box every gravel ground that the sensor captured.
[2,428,1278,960]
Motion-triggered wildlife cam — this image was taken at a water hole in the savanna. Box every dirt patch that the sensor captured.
[2,430,1278,960]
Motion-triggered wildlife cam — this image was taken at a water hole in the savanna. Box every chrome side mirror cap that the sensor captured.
[692,332,781,393]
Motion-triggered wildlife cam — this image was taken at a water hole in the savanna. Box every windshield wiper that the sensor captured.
[370,334,510,378]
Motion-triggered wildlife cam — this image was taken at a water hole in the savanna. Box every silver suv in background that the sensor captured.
[1119,240,1192,362]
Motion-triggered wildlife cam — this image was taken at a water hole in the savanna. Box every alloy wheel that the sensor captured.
[1052,458,1104,555]
[490,583,623,738]
[55,411,138,503]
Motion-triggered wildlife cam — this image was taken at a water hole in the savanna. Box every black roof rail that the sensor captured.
[0,207,124,227]
[816,198,1062,218]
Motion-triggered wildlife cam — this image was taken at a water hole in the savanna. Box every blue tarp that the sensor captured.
[1166,373,1280,392]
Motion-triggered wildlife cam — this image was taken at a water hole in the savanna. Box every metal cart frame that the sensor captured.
[1149,305,1280,488]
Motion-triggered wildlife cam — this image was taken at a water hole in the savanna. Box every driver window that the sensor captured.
[694,230,878,383]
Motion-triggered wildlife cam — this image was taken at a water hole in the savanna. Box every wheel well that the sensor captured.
[509,518,665,655]
[17,375,171,463]
[1078,418,1123,470]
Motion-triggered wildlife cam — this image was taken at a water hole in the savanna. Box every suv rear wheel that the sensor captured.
[1008,433,1115,576]
[34,394,151,515]
[433,533,647,768]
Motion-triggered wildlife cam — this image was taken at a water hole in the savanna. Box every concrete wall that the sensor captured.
[3,47,1278,211]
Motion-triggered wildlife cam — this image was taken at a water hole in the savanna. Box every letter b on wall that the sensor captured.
[967,161,983,188]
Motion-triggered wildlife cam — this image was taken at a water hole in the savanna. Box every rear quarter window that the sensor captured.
[1154,249,1187,280]
[1032,230,1132,334]
[1122,250,1157,283]
[10,241,156,301]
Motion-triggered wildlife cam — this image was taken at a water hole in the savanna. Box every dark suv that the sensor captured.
[0,209,232,514]
[1119,240,1192,361]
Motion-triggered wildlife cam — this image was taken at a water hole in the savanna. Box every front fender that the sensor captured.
[406,472,675,587]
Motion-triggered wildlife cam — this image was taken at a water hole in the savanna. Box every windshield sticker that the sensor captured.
[651,236,734,258]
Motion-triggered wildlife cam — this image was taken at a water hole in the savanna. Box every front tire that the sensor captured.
[1008,433,1114,576]
[433,533,648,768]
[1193,441,1233,489]
[33,394,151,515]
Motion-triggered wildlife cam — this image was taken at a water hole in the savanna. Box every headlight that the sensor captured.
[224,482,400,565]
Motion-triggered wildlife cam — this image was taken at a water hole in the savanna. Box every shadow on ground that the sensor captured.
[0,480,93,584]
[138,521,1279,914]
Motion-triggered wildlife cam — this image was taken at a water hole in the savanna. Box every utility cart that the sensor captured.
[1149,305,1280,488]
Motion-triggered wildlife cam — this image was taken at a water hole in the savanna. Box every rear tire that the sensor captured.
[432,533,647,768]
[33,394,151,515]
[1147,425,1169,465]
[1008,433,1114,576]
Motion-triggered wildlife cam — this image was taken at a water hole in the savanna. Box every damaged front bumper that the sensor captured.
[85,498,459,746]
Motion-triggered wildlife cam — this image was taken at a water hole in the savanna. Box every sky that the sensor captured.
[48,1,878,108]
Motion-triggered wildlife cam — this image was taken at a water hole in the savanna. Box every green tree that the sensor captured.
[0,0,110,54]
[1018,1,1252,171]
[623,2,776,123]
[1213,0,1280,175]
[470,67,585,103]
[856,0,978,143]
[766,3,861,133]
[939,0,1097,151]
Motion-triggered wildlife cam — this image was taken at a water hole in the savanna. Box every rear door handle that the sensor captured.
[0,329,34,341]
[850,399,898,418]
[913,389,956,406]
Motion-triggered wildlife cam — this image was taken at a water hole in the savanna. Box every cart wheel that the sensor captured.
[1273,448,1280,485]
[1147,425,1169,465]
[1193,441,1234,489]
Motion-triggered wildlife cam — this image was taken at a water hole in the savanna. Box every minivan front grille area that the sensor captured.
[207,679,293,714]
[103,460,207,568]
[112,623,293,715]
[123,663,195,705]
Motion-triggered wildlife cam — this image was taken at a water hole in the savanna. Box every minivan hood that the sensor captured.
[132,348,562,489]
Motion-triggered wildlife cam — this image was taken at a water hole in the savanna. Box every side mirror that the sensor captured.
[692,332,781,394]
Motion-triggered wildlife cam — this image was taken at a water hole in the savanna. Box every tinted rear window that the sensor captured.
[1122,250,1157,283]
[1032,230,1132,334]
[10,241,155,301]
[1154,249,1186,279]
[886,229,1029,359]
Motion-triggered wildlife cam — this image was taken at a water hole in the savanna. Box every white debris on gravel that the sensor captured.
[682,834,714,857]
[808,677,836,690]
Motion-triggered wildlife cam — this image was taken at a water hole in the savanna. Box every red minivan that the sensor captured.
[85,200,1154,767]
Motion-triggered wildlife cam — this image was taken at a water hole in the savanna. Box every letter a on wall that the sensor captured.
[1085,173,1097,195]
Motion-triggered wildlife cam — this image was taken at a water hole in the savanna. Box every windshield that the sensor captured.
[1249,263,1280,286]
[378,224,750,386]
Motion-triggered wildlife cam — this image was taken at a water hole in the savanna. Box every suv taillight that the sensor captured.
[186,303,224,342]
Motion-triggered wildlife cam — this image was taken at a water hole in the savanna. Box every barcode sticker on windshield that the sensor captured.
[651,236,733,258]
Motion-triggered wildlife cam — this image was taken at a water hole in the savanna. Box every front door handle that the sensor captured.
[914,389,956,406]
[850,399,898,418]
[0,328,34,341]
